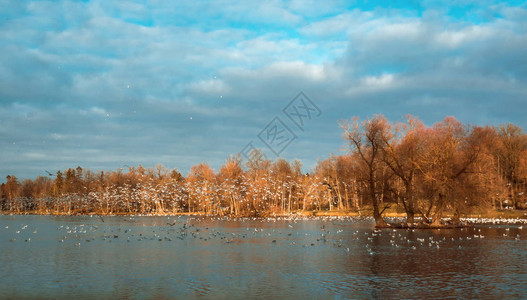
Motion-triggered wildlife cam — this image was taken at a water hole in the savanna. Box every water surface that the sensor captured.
[1,215,526,299]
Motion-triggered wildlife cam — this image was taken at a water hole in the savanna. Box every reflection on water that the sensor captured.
[0,215,526,299]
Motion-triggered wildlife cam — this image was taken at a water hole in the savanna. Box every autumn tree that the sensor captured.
[245,149,272,215]
[314,156,355,211]
[380,115,424,223]
[218,155,245,215]
[54,171,64,196]
[271,158,294,214]
[186,163,216,214]
[471,126,508,209]
[298,173,324,211]
[493,124,527,208]
[341,115,389,227]
[3,175,20,211]
[416,117,483,225]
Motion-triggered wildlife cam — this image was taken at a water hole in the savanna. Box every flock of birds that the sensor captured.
[2,216,525,254]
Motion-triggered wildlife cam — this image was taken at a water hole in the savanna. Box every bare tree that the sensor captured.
[494,124,527,208]
[341,115,389,227]
[380,115,424,224]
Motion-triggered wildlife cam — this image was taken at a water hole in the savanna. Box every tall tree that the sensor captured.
[218,155,245,215]
[4,175,20,211]
[494,124,527,208]
[416,117,482,224]
[380,115,424,223]
[186,163,216,213]
[341,115,389,227]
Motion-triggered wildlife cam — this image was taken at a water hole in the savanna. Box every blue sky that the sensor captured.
[1,0,527,180]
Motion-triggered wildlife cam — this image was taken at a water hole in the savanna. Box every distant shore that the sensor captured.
[2,207,527,220]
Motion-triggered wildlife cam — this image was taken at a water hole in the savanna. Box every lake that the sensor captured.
[1,215,526,299]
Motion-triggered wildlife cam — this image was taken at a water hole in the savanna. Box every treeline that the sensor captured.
[1,115,527,224]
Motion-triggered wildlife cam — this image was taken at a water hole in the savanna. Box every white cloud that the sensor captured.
[434,25,494,48]
[223,61,329,82]
[87,107,108,117]
[51,133,63,140]
[362,73,396,88]
[188,79,231,95]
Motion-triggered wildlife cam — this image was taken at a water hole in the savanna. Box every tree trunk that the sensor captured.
[405,182,415,224]
[344,184,349,210]
[328,189,333,211]
[288,187,292,214]
[370,176,387,227]
[431,194,445,226]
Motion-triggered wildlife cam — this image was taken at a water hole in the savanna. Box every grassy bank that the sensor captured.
[295,206,527,219]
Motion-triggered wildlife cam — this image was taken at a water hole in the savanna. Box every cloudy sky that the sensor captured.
[1,0,527,180]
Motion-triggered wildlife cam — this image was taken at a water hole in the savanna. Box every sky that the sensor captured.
[1,0,527,180]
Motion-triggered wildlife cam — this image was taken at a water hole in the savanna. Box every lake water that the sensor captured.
[1,215,526,299]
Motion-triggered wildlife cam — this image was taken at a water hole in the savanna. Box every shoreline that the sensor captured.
[1,208,526,222]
